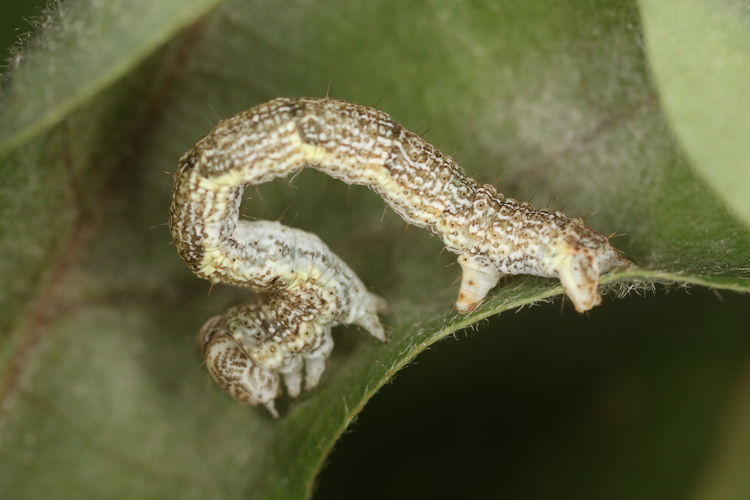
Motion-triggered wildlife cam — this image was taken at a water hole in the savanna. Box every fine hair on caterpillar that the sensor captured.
[169,97,630,416]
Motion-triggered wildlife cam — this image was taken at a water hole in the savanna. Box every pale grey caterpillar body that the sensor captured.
[169,97,629,416]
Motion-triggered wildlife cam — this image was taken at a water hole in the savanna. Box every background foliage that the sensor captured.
[1,1,749,499]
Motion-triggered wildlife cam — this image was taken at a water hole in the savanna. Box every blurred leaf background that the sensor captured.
[1,1,749,499]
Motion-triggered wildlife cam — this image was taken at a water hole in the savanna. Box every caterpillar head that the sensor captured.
[198,315,281,417]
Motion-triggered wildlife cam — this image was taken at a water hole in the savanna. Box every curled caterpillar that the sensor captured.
[169,97,629,416]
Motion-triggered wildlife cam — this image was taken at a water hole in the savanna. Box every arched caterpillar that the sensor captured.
[169,97,629,416]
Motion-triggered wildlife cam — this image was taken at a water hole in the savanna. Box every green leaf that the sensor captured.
[0,0,223,391]
[0,0,223,153]
[638,0,750,229]
[1,1,748,499]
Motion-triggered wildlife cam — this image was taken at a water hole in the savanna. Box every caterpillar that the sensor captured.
[169,97,629,416]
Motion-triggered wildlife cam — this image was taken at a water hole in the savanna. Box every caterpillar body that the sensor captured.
[169,97,628,416]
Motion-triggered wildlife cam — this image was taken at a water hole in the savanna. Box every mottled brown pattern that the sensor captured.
[170,97,630,416]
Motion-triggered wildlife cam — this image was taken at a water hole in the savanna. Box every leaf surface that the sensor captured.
[1,1,748,499]
[639,0,750,228]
